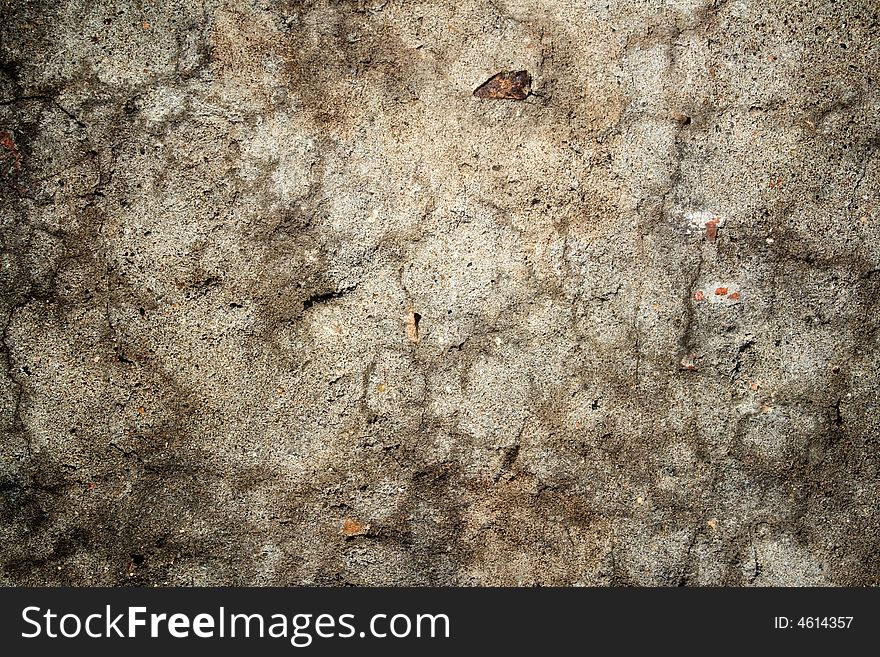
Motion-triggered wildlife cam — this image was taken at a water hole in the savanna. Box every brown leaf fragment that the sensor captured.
[473,70,531,101]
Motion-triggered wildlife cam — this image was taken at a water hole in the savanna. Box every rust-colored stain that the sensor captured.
[693,290,706,301]
[727,291,740,300]
[341,517,369,537]
[705,218,719,241]
[714,287,729,296]
[473,70,531,101]
[405,308,420,343]
[0,130,22,177]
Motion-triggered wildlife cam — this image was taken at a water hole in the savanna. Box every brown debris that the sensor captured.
[705,218,719,241]
[714,287,729,296]
[341,517,369,538]
[671,111,691,125]
[473,70,531,101]
[405,308,421,343]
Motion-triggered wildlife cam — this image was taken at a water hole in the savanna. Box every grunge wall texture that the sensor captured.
[1,0,878,586]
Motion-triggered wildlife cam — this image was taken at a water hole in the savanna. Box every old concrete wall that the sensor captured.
[1,0,878,585]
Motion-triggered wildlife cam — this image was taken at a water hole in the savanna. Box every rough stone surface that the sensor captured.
[1,0,878,586]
